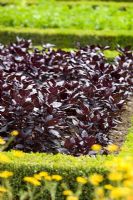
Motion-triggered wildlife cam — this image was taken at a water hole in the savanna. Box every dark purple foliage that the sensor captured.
[0,39,132,156]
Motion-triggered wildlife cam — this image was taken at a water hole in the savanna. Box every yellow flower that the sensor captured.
[0,171,13,179]
[0,186,7,193]
[125,171,133,180]
[10,130,19,136]
[44,175,52,181]
[38,171,48,177]
[108,172,123,181]
[89,174,103,186]
[95,188,104,197]
[12,150,24,158]
[63,190,73,196]
[0,137,6,145]
[104,184,114,190]
[0,153,11,163]
[52,175,62,181]
[91,144,102,151]
[127,196,133,200]
[76,177,87,184]
[34,174,42,181]
[123,180,133,187]
[67,196,78,200]
[116,162,132,172]
[110,188,123,199]
[23,177,41,186]
[110,187,131,199]
[105,157,133,172]
[106,144,119,152]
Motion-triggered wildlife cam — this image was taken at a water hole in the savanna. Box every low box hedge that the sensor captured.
[0,0,133,5]
[1,0,133,5]
[0,123,133,199]
[0,2,132,31]
[0,27,133,49]
[58,0,133,2]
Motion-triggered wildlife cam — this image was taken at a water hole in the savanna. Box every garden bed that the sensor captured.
[0,39,132,156]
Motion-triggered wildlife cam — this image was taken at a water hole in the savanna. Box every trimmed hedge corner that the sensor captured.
[0,27,133,49]
[0,122,133,199]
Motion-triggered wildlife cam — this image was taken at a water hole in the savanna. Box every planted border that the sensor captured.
[0,27,133,48]
[0,39,132,155]
[0,123,133,200]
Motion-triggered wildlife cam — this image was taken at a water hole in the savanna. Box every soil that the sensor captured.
[108,97,133,147]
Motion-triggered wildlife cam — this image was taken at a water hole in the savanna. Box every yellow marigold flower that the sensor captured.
[123,180,133,187]
[34,174,42,181]
[127,196,133,200]
[0,137,6,145]
[0,171,13,179]
[10,130,19,136]
[105,157,133,173]
[117,162,132,172]
[89,174,103,186]
[110,188,122,199]
[0,153,11,163]
[67,196,78,200]
[110,187,131,199]
[23,177,41,186]
[125,171,133,180]
[38,171,48,177]
[0,186,7,193]
[76,177,87,184]
[63,190,73,196]
[52,175,62,181]
[106,144,119,152]
[12,150,24,158]
[44,175,52,181]
[95,188,104,197]
[91,144,102,151]
[104,184,114,190]
[108,172,123,181]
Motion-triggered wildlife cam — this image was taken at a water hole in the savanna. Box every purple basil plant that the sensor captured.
[0,38,132,156]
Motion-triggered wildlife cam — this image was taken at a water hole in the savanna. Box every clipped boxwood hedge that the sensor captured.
[57,0,133,2]
[0,124,133,199]
[0,27,133,49]
[0,0,133,5]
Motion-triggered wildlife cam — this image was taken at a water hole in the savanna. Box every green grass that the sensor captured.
[0,27,133,49]
[0,1,133,30]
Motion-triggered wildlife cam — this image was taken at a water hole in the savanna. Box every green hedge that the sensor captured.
[58,0,133,2]
[0,122,133,199]
[0,0,133,5]
[0,2,133,31]
[0,27,133,49]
